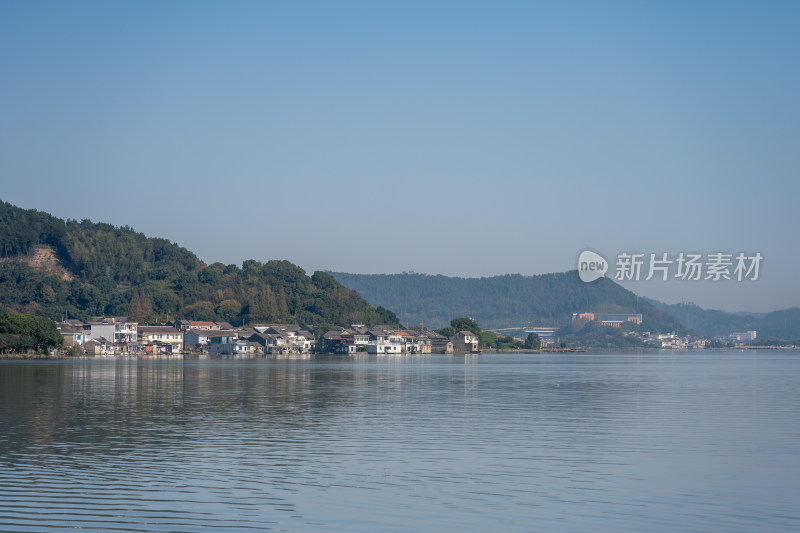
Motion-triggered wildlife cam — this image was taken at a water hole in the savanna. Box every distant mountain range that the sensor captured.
[330,271,683,334]
[331,272,800,340]
[644,299,800,340]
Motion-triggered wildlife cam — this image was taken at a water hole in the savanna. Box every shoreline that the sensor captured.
[2,345,797,361]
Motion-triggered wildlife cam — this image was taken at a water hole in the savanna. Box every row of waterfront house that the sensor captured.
[57,317,481,356]
[318,325,479,354]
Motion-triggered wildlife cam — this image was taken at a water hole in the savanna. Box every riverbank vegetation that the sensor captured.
[0,311,62,354]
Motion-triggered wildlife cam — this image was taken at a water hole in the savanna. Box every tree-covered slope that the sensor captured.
[0,200,399,331]
[330,271,683,333]
[645,299,800,340]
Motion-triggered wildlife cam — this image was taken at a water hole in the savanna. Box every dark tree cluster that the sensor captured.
[0,312,62,353]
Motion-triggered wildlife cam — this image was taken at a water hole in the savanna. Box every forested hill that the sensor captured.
[0,200,399,332]
[330,271,683,332]
[645,299,800,340]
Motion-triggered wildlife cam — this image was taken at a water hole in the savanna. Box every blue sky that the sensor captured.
[1,1,798,313]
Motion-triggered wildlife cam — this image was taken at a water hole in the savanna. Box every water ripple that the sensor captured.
[1,353,799,531]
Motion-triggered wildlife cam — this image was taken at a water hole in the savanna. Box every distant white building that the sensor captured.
[88,317,138,345]
[367,343,403,355]
[730,331,757,341]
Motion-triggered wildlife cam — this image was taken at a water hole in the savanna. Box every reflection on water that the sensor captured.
[1,352,799,532]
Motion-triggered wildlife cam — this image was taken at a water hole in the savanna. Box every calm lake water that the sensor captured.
[1,351,798,532]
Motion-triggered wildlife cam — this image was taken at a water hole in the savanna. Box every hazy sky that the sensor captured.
[1,1,798,313]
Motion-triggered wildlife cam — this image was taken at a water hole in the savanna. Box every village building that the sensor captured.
[183,329,237,351]
[348,325,371,345]
[368,325,397,344]
[207,334,236,354]
[59,324,87,348]
[138,326,184,354]
[207,335,263,356]
[349,324,371,336]
[244,341,264,355]
[452,331,480,353]
[83,339,114,356]
[253,324,314,353]
[320,325,431,355]
[87,317,138,346]
[247,332,289,354]
[366,342,403,354]
[170,320,223,331]
[406,335,432,354]
[572,312,643,328]
[319,329,357,354]
[430,337,454,354]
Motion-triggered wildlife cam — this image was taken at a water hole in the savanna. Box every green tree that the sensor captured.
[524,332,541,350]
[276,288,290,319]
[129,288,153,324]
[39,284,56,304]
[67,344,84,357]
[217,299,242,324]
[0,312,62,352]
[376,306,400,326]
[478,330,497,347]
[436,327,456,337]
[247,285,278,323]
[180,301,216,321]
[495,333,523,349]
[198,265,222,284]
[450,317,481,335]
